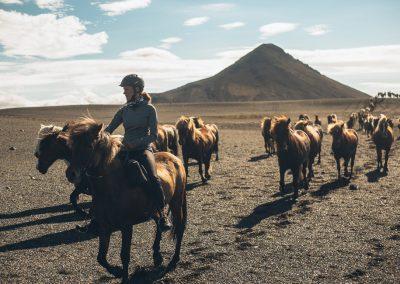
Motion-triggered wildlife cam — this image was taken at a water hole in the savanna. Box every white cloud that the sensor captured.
[305,24,329,36]
[219,21,244,30]
[202,3,236,11]
[98,0,151,16]
[184,16,209,26]
[0,0,23,4]
[35,0,64,11]
[2,44,400,108]
[259,22,299,38]
[119,47,179,60]
[0,10,108,59]
[159,37,182,49]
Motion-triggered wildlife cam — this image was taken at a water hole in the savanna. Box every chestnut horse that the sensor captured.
[34,124,90,217]
[271,116,311,199]
[372,115,394,172]
[261,116,275,155]
[60,117,187,282]
[176,116,217,183]
[328,121,358,180]
[152,126,169,152]
[190,116,219,160]
[294,119,323,177]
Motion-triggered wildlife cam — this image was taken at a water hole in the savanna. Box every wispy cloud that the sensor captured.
[35,0,64,11]
[159,37,182,49]
[219,21,244,30]
[202,3,236,11]
[0,0,23,4]
[259,22,299,38]
[184,16,209,26]
[98,0,151,16]
[305,24,329,36]
[119,47,179,60]
[0,10,108,59]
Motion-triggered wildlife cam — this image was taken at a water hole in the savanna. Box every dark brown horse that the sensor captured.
[372,115,394,172]
[176,116,217,183]
[34,124,90,217]
[346,113,357,129]
[328,121,358,180]
[271,116,311,199]
[60,117,187,282]
[261,116,275,155]
[314,115,322,126]
[294,119,323,177]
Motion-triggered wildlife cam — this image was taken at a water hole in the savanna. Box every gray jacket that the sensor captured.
[105,100,158,151]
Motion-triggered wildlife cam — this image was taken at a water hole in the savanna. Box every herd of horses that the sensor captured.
[33,108,397,282]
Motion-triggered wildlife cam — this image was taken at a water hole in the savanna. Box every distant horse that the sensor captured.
[294,120,323,177]
[314,115,322,126]
[299,114,310,121]
[346,113,357,129]
[358,109,366,130]
[327,114,338,125]
[261,116,275,155]
[176,116,217,183]
[152,126,169,152]
[189,116,205,128]
[34,124,90,217]
[372,115,394,172]
[271,116,311,199]
[190,116,219,160]
[162,124,179,156]
[60,117,187,282]
[328,121,358,180]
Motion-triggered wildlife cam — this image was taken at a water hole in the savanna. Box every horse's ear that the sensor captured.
[92,123,103,137]
[341,123,344,129]
[62,123,70,132]
[287,118,291,125]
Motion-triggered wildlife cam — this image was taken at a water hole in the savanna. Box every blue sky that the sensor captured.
[0,0,399,108]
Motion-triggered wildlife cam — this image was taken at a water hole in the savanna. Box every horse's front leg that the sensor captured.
[292,167,300,200]
[344,157,350,177]
[278,161,285,192]
[183,152,189,177]
[204,152,212,180]
[383,149,389,173]
[376,148,382,169]
[335,157,341,180]
[350,152,356,179]
[121,226,133,283]
[152,220,163,267]
[97,230,123,278]
[198,152,206,183]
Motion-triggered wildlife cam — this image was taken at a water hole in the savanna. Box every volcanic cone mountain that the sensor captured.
[152,44,368,102]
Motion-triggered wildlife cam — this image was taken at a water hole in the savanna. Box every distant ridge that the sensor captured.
[152,44,368,102]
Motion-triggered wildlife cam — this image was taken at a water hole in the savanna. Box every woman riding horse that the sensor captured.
[104,74,171,231]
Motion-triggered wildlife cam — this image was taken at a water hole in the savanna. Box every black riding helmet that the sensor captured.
[119,74,144,93]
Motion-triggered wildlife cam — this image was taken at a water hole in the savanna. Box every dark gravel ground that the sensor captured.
[1,100,399,283]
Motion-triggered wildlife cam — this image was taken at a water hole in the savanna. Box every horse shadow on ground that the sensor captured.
[0,211,88,233]
[311,178,350,198]
[248,153,273,162]
[126,266,167,284]
[235,195,295,229]
[186,181,208,192]
[0,201,91,219]
[365,169,387,183]
[0,228,96,253]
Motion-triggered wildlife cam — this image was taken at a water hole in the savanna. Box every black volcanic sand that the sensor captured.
[1,99,399,283]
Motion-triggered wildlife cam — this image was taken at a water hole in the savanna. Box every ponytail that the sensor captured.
[141,92,152,103]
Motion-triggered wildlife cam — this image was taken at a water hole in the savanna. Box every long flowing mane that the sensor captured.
[176,116,197,142]
[67,117,122,169]
[376,114,390,133]
[37,124,63,140]
[261,117,272,133]
[327,121,345,135]
[271,116,291,138]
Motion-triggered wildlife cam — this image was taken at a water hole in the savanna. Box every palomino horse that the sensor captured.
[261,116,275,155]
[271,116,311,199]
[328,121,358,180]
[162,124,179,156]
[34,124,90,217]
[372,115,394,172]
[59,117,187,282]
[294,119,323,178]
[176,116,217,183]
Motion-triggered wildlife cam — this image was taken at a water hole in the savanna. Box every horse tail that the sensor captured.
[169,160,187,241]
[172,127,179,156]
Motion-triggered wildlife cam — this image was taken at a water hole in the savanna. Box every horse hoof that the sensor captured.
[205,174,211,180]
[109,266,123,278]
[165,257,179,273]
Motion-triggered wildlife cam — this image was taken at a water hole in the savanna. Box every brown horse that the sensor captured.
[162,124,179,156]
[204,123,220,161]
[346,113,357,129]
[298,114,310,121]
[314,115,322,126]
[261,116,275,155]
[271,116,311,199]
[372,115,394,172]
[189,116,205,128]
[328,121,358,180]
[151,126,169,152]
[327,113,338,125]
[294,119,323,177]
[176,116,217,183]
[34,124,90,217]
[60,117,187,282]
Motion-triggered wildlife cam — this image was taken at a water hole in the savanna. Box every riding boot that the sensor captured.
[150,177,172,232]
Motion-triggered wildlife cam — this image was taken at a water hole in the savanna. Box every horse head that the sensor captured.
[176,116,195,145]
